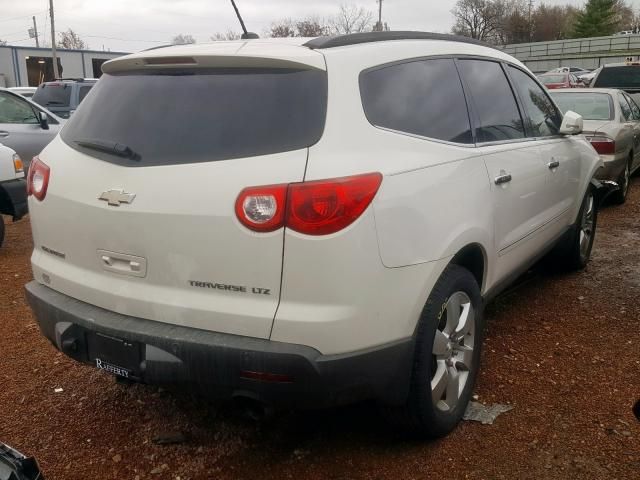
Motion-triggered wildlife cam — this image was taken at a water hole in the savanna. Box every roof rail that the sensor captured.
[304,31,498,51]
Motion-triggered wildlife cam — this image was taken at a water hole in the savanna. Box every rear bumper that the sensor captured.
[0,179,27,220]
[595,155,626,182]
[25,281,414,408]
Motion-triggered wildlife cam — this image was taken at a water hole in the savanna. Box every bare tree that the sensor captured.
[269,19,297,37]
[171,34,196,45]
[532,4,579,41]
[57,29,87,49]
[211,30,241,41]
[296,18,329,37]
[451,0,507,42]
[328,4,374,35]
[0,39,6,46]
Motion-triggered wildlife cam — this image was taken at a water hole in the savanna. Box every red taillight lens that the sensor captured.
[287,173,382,235]
[26,156,51,201]
[587,136,615,155]
[235,184,287,232]
[234,173,383,235]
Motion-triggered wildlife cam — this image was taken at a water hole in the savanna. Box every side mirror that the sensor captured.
[559,110,583,135]
[39,111,49,130]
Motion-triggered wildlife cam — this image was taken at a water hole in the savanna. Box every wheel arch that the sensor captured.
[449,243,487,292]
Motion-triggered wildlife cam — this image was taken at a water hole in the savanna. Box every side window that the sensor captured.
[507,66,562,137]
[457,59,525,142]
[78,85,92,104]
[624,93,640,120]
[360,58,473,144]
[0,92,39,124]
[619,94,632,121]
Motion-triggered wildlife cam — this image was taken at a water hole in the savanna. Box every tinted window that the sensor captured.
[593,66,640,88]
[619,94,632,120]
[538,74,567,84]
[360,59,472,144]
[32,83,72,108]
[549,92,613,121]
[61,68,327,166]
[0,92,38,124]
[457,60,524,142]
[78,85,92,103]
[508,66,562,137]
[624,93,640,120]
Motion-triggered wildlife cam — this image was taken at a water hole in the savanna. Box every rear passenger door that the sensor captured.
[457,59,549,283]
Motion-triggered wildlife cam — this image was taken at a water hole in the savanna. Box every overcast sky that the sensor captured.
[1,0,638,53]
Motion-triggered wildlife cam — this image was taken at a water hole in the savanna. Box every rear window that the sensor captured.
[61,68,327,166]
[551,92,614,120]
[538,74,566,84]
[593,66,640,88]
[32,83,72,107]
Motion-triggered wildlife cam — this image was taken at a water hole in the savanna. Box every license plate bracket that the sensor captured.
[93,333,142,379]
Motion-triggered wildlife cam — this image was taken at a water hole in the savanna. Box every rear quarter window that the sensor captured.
[359,58,473,144]
[61,68,327,166]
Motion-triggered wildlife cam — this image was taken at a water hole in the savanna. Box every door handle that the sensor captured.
[494,171,512,185]
[0,131,9,138]
[547,160,560,169]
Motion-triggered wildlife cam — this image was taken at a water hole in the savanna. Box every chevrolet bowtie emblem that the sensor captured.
[98,189,136,207]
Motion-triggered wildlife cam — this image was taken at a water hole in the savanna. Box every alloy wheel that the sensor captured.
[579,192,595,258]
[431,291,475,412]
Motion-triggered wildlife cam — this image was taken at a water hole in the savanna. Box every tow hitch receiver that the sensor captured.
[0,442,44,480]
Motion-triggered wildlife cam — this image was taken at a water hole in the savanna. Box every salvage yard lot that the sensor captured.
[1,182,639,480]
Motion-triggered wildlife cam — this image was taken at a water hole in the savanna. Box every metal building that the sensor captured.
[0,45,127,87]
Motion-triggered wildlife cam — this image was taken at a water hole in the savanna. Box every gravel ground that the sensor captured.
[1,181,639,480]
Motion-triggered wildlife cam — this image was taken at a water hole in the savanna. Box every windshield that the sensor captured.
[61,68,327,167]
[539,74,567,84]
[550,92,614,120]
[32,83,72,107]
[593,66,640,88]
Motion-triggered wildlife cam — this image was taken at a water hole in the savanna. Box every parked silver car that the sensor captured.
[550,88,640,203]
[0,88,63,170]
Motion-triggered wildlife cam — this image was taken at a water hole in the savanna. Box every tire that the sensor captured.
[387,264,483,438]
[612,159,631,205]
[0,215,4,249]
[553,186,597,271]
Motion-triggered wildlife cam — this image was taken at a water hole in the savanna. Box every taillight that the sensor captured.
[235,184,287,232]
[587,136,615,155]
[287,173,382,235]
[26,156,51,201]
[235,173,383,235]
[12,154,23,175]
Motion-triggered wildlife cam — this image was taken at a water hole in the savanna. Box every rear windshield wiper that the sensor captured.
[75,139,140,160]
[45,101,66,105]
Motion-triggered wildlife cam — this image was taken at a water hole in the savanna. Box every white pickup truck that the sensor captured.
[0,144,27,247]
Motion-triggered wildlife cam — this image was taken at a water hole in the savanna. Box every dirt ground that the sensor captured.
[1,181,639,480]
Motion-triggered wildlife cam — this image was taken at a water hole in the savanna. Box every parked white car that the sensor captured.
[25,32,605,437]
[0,144,27,247]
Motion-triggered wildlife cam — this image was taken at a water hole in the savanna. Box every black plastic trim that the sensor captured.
[0,179,27,221]
[25,281,414,408]
[304,31,500,51]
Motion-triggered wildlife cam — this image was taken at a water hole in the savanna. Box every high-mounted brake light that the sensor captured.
[26,156,51,201]
[235,173,383,235]
[587,135,615,155]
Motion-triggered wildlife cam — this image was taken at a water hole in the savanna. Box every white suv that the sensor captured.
[25,32,604,437]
